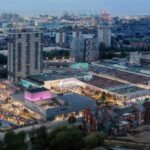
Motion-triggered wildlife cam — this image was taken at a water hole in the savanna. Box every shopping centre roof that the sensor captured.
[27,71,88,83]
[26,87,48,93]
[109,85,145,95]
[58,93,95,111]
[81,75,126,89]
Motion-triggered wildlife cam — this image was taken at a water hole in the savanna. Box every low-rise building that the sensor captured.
[24,89,95,120]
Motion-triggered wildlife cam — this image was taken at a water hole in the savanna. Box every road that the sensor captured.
[0,118,82,141]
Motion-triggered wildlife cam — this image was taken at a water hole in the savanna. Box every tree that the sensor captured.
[48,126,69,141]
[4,131,16,150]
[100,92,106,103]
[120,49,126,58]
[48,127,84,150]
[0,140,4,150]
[16,131,27,150]
[30,126,49,150]
[43,50,69,60]
[4,131,27,150]
[84,132,105,150]
[29,128,37,146]
[68,115,76,126]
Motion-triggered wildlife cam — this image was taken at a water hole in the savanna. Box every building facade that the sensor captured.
[97,26,111,48]
[70,37,85,62]
[84,36,98,63]
[8,28,43,83]
[55,30,66,45]
[70,34,99,63]
[25,92,95,120]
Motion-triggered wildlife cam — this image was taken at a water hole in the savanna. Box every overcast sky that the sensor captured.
[0,0,150,16]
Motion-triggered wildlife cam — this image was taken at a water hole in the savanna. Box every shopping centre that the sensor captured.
[18,66,150,109]
[0,62,150,130]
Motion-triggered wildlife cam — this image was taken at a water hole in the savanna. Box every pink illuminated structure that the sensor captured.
[24,89,52,102]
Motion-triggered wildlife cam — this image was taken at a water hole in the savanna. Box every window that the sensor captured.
[35,41,39,70]
[17,34,22,39]
[26,34,30,42]
[35,33,39,38]
[17,43,22,72]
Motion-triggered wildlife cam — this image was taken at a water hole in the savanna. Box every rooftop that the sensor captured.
[91,65,150,86]
[81,75,125,89]
[58,93,95,111]
[70,63,89,70]
[8,27,41,33]
[109,85,145,95]
[26,87,49,93]
[27,71,88,83]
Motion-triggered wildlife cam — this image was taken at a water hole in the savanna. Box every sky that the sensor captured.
[0,0,150,16]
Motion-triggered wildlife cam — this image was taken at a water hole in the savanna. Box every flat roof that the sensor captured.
[81,75,125,89]
[26,87,48,93]
[27,71,88,83]
[11,93,25,104]
[59,93,95,110]
[109,85,145,95]
[59,93,94,101]
[70,63,89,70]
[91,65,150,85]
[8,28,41,33]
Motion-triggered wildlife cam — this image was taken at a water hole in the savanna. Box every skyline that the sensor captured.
[0,0,150,16]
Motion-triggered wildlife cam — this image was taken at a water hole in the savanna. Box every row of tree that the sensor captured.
[0,126,105,150]
[43,50,69,60]
[99,42,150,60]
[0,131,27,150]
